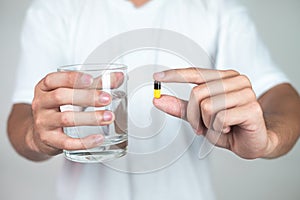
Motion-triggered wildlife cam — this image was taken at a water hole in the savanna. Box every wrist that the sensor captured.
[262,130,279,159]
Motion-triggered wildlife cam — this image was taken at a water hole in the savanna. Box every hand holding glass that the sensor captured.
[58,64,128,163]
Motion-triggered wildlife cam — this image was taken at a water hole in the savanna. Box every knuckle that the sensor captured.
[191,85,204,98]
[226,69,240,76]
[31,99,40,111]
[34,83,41,94]
[214,110,226,128]
[239,74,252,87]
[60,112,74,126]
[244,88,256,100]
[191,86,198,98]
[51,89,64,103]
[201,99,213,115]
[43,74,52,88]
[34,115,45,128]
[249,102,263,116]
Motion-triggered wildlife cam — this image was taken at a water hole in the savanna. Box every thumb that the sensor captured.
[153,95,188,120]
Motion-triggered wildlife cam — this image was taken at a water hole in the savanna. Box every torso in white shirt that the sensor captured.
[14,0,288,199]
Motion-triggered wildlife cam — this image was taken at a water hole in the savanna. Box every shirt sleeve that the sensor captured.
[12,0,70,104]
[214,3,289,98]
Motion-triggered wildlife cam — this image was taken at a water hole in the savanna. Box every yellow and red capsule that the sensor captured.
[154,81,161,99]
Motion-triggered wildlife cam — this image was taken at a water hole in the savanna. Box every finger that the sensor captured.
[185,75,252,131]
[37,110,115,128]
[39,88,112,108]
[185,76,251,134]
[201,128,231,149]
[186,90,206,135]
[153,95,207,135]
[60,110,115,127]
[212,102,264,133]
[188,74,252,101]
[45,130,105,151]
[38,72,93,91]
[38,71,125,92]
[201,88,256,128]
[114,95,128,134]
[153,95,188,120]
[153,67,239,84]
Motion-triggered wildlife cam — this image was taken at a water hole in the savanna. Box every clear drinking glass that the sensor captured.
[58,64,128,163]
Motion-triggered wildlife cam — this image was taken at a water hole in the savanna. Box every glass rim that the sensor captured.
[57,63,127,72]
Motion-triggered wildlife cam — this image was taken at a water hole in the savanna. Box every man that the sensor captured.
[7,0,300,199]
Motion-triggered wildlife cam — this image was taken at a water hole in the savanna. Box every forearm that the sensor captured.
[259,83,300,158]
[7,104,50,161]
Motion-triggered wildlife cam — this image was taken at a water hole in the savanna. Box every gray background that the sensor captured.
[0,0,299,199]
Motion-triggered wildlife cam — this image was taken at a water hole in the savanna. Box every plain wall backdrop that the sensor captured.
[0,0,299,200]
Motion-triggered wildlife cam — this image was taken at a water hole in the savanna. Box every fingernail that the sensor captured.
[99,92,111,104]
[94,135,104,145]
[153,72,165,80]
[103,111,113,121]
[81,74,93,86]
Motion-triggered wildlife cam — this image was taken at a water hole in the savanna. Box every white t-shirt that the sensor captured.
[13,0,288,200]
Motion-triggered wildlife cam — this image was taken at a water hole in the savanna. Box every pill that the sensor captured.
[154,81,161,99]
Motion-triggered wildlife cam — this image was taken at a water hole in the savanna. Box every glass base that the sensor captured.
[64,147,127,163]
